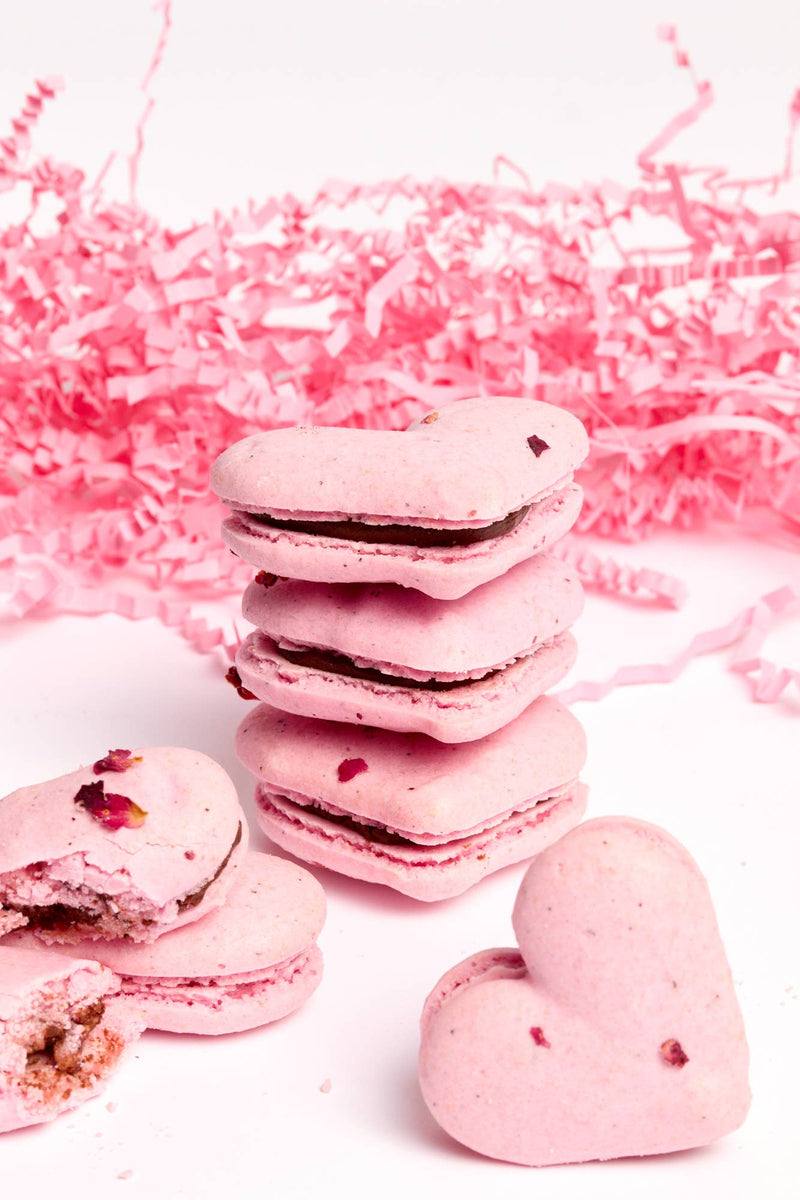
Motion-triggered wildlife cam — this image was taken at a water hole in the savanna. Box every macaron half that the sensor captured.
[418,819,751,1163]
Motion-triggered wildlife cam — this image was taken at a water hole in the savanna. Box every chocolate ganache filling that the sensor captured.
[248,504,530,548]
[177,822,243,912]
[276,646,502,691]
[300,802,419,847]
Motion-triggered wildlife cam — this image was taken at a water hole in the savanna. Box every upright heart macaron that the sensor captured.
[236,698,587,900]
[46,852,326,1035]
[235,553,582,742]
[418,817,751,1163]
[0,748,247,944]
[0,946,143,1132]
[212,397,588,598]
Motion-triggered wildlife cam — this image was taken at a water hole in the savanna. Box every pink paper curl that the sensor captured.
[0,17,798,707]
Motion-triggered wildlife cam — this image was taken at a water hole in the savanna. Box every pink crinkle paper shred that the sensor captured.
[0,18,798,698]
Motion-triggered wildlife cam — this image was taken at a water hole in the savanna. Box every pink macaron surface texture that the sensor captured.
[237,699,587,900]
[212,397,587,598]
[57,852,326,1035]
[236,554,582,741]
[0,748,248,944]
[0,946,143,1133]
[418,817,751,1164]
[212,396,588,524]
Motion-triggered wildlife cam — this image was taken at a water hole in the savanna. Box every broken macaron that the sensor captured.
[0,946,143,1133]
[0,747,248,944]
[235,697,587,901]
[52,851,326,1035]
[211,396,588,598]
[235,553,582,743]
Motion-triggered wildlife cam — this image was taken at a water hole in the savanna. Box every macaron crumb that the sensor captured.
[117,1170,133,1181]
[106,1102,117,1113]
[319,1079,332,1094]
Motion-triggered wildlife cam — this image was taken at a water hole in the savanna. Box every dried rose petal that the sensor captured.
[527,434,550,457]
[660,1038,689,1067]
[225,665,257,700]
[421,411,439,424]
[529,1026,551,1048]
[255,571,279,588]
[92,749,142,774]
[337,757,368,783]
[74,780,147,830]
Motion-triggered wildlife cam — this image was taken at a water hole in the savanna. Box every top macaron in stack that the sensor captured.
[212,397,590,900]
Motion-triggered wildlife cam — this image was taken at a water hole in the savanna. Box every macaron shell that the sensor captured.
[241,553,583,676]
[254,783,588,902]
[0,748,246,911]
[236,698,586,838]
[211,397,588,522]
[236,630,577,743]
[221,484,582,599]
[418,818,751,1163]
[63,852,326,980]
[117,944,324,1035]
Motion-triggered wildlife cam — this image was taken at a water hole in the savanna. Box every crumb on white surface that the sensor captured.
[117,1170,133,1181]
[319,1078,332,1094]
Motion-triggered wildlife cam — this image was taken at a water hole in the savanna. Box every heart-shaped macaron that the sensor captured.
[212,397,588,598]
[419,817,750,1165]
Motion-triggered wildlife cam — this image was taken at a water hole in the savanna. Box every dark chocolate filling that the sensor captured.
[277,646,501,691]
[247,504,530,548]
[26,1001,106,1075]
[177,821,243,912]
[286,799,420,847]
[19,903,102,934]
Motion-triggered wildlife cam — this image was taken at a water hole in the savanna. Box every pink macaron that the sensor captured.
[0,747,248,944]
[235,553,582,743]
[50,852,326,1035]
[211,396,588,598]
[418,818,751,1164]
[236,698,587,901]
[0,946,143,1133]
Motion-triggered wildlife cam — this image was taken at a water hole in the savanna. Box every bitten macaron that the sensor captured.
[0,748,247,944]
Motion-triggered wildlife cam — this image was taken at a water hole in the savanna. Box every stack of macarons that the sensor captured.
[212,396,591,900]
[0,746,326,1130]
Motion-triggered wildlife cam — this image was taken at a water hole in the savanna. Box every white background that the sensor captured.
[1,3,799,1198]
